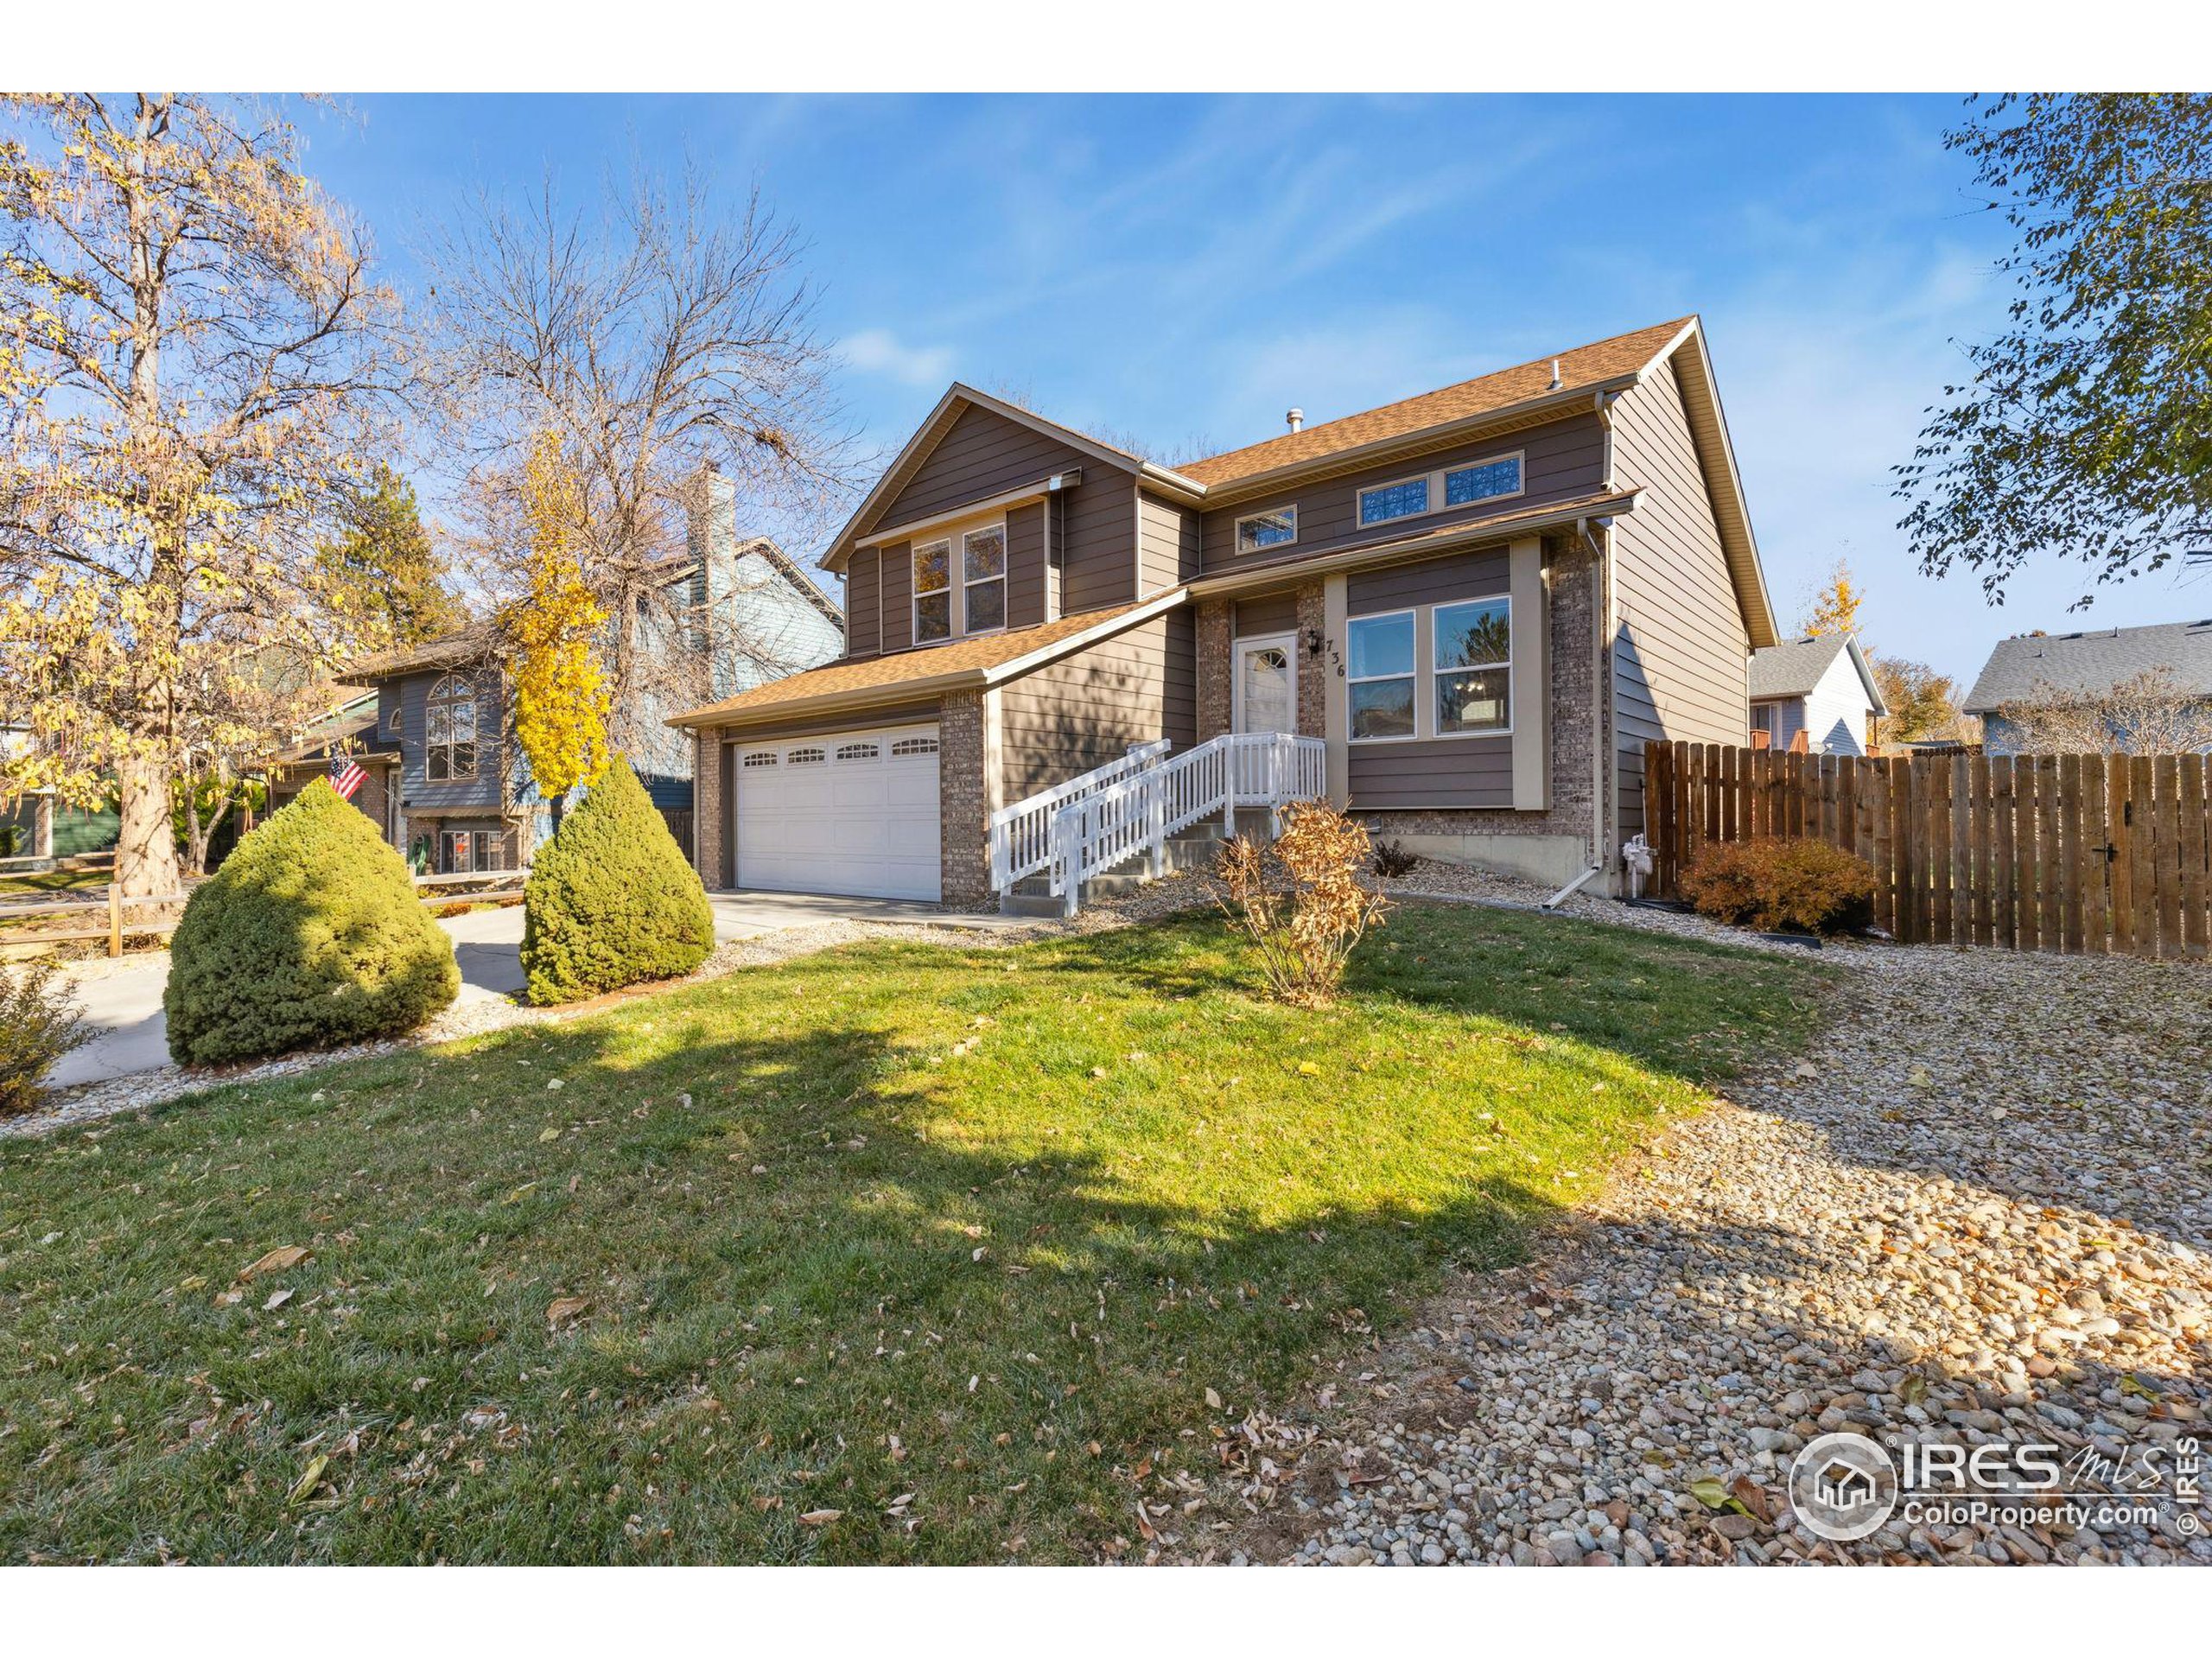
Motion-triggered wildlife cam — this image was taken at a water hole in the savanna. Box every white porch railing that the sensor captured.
[988,738,1171,891]
[1001,732,1325,917]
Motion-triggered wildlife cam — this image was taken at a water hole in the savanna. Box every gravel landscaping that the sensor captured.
[1205,884,2212,1567]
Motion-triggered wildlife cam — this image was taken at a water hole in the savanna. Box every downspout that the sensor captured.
[1581,387,1618,892]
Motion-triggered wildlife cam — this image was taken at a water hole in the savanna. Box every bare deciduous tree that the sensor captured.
[1997,668,2212,754]
[0,93,404,895]
[423,163,859,780]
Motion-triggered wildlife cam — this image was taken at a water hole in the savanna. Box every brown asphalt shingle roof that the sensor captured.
[1178,317,1692,488]
[670,598,1163,728]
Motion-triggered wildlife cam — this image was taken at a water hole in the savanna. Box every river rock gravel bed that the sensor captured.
[1201,916,2212,1567]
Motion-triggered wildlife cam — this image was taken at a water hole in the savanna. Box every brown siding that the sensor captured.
[882,403,1091,524]
[846,548,881,658]
[1608,359,1750,836]
[997,615,1183,799]
[1197,410,1605,573]
[1006,502,1048,629]
[880,539,913,654]
[1234,594,1299,636]
[1347,546,1509,614]
[1350,736,1514,810]
[718,700,940,747]
[1060,479,1138,615]
[1138,492,1198,595]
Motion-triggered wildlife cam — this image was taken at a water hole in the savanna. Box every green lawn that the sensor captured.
[0,903,1826,1563]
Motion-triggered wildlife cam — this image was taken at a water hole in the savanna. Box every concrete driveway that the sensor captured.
[48,891,1022,1090]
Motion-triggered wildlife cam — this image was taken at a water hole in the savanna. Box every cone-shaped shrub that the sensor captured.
[165,778,459,1064]
[521,758,715,1004]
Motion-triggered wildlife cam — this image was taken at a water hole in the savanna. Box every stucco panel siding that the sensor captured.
[1197,411,1605,573]
[1349,736,1514,810]
[996,616,1182,800]
[1608,359,1750,835]
[1347,546,1510,614]
[846,548,881,658]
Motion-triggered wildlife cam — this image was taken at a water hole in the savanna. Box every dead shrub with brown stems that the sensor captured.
[1217,800,1391,1007]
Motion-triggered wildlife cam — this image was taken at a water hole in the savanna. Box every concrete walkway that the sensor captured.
[48,891,1022,1089]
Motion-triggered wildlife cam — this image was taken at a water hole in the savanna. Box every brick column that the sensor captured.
[938,690,992,907]
[694,729,726,889]
[1196,598,1233,741]
[1294,581,1327,739]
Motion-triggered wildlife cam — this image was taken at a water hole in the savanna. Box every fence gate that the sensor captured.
[1643,741,2211,958]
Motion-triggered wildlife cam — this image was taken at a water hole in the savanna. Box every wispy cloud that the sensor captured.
[838,327,956,387]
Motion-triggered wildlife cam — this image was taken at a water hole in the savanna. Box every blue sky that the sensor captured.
[308,93,2209,690]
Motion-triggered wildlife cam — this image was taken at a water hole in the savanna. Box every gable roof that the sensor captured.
[819,385,1202,575]
[1962,619,2212,714]
[1750,633,1886,714]
[668,592,1184,730]
[1179,317,1694,490]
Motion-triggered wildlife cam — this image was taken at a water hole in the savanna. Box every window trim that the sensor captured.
[1344,608,1419,743]
[960,523,1007,639]
[423,672,479,781]
[1355,448,1526,532]
[1344,594,1515,744]
[383,700,401,738]
[1234,504,1299,555]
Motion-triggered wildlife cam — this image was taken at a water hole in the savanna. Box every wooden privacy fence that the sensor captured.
[1643,741,2212,958]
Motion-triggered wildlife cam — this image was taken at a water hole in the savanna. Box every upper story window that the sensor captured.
[1345,594,1511,741]
[1357,449,1526,531]
[963,525,1006,633]
[383,699,400,737]
[913,540,952,642]
[424,673,478,780]
[1236,505,1298,554]
[1358,477,1430,527]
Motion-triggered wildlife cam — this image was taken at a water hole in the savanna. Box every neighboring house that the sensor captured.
[1,728,121,863]
[336,474,842,874]
[261,689,398,841]
[1747,633,1885,755]
[1964,620,2212,755]
[670,315,1778,906]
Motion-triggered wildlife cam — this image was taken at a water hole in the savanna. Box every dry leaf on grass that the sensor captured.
[546,1296,592,1328]
[238,1245,310,1281]
[798,1509,842,1526]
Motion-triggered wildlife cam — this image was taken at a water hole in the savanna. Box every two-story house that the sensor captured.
[670,315,1778,906]
[336,473,842,873]
[1747,633,1885,755]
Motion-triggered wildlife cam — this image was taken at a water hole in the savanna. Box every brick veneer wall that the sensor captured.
[1294,582,1326,739]
[1356,535,1605,854]
[1195,599,1232,741]
[938,690,991,907]
[693,730,725,888]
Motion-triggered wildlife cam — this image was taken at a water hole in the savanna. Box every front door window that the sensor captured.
[1235,638,1297,736]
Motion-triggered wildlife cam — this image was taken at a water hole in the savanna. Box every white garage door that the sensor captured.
[734,724,941,900]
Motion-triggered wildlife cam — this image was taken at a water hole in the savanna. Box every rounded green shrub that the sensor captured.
[165,778,460,1064]
[520,758,715,1004]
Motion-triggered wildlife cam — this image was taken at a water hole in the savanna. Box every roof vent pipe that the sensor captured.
[1548,358,1562,391]
[1285,408,1304,433]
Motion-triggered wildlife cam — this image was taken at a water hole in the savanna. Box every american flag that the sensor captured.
[329,754,368,801]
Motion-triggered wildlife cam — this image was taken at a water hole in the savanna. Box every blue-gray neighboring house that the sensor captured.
[337,472,843,874]
[1747,632,1885,755]
[1965,619,2212,755]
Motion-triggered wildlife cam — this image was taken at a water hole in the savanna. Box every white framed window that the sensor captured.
[1433,597,1511,734]
[963,524,1007,634]
[1357,475,1430,528]
[890,735,938,758]
[424,673,477,780]
[787,747,826,766]
[913,540,951,643]
[742,751,779,769]
[836,741,880,762]
[383,700,400,737]
[1357,449,1525,531]
[1345,610,1416,740]
[1346,594,1512,742]
[1235,505,1298,554]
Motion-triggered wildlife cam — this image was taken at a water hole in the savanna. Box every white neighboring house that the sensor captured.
[1747,633,1885,755]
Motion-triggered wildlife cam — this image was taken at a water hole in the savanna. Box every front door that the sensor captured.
[1232,634,1299,799]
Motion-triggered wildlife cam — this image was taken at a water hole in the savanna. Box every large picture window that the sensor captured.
[913,541,951,642]
[1345,596,1511,741]
[424,673,478,780]
[963,525,1006,633]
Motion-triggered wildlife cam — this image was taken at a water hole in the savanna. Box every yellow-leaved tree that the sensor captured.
[510,432,612,806]
[1796,558,1866,639]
